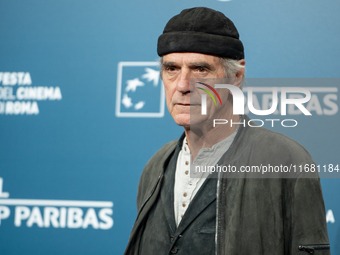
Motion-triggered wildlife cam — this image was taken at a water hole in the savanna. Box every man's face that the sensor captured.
[162,52,227,127]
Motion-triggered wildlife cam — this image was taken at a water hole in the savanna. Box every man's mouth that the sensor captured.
[176,103,201,106]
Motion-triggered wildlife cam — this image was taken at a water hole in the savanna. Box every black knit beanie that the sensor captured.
[157,7,244,60]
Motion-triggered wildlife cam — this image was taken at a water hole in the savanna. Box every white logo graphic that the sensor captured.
[201,86,338,116]
[243,87,338,116]
[115,62,165,117]
[0,178,113,230]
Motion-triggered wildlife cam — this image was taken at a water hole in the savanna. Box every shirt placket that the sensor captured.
[178,143,199,221]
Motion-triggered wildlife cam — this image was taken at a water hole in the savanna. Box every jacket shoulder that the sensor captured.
[136,139,178,210]
[240,125,315,167]
[143,139,178,173]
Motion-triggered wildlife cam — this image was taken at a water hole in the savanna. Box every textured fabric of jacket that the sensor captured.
[124,116,330,255]
[138,132,217,255]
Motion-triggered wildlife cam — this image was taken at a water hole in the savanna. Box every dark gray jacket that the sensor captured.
[124,117,330,255]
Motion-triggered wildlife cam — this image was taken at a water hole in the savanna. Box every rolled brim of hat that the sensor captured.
[157,31,244,60]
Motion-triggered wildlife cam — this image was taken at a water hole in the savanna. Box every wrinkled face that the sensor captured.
[162,52,227,127]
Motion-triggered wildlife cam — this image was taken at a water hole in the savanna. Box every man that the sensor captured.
[124,7,330,255]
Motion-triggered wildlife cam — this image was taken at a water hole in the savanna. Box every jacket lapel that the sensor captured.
[175,176,217,234]
[160,142,180,234]
[124,140,179,255]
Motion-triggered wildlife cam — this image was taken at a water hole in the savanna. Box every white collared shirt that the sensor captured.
[174,130,238,226]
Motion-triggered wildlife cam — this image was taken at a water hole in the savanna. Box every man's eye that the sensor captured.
[197,67,207,72]
[167,67,176,72]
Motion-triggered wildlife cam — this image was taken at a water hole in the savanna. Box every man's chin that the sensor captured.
[172,114,189,127]
[173,115,209,128]
[174,119,190,128]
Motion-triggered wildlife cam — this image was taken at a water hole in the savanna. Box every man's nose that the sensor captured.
[177,68,192,93]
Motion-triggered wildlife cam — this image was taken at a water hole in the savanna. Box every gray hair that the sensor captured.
[220,58,245,89]
[219,58,245,78]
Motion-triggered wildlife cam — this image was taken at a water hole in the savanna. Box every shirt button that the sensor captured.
[182,203,186,207]
[185,161,189,165]
[181,214,183,218]
[170,246,178,254]
[184,147,186,151]
[185,170,189,175]
[183,192,187,197]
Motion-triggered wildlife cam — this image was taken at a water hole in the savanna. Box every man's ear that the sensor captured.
[236,59,245,79]
[234,59,245,88]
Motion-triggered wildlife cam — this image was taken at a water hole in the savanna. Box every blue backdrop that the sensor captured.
[0,0,339,254]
